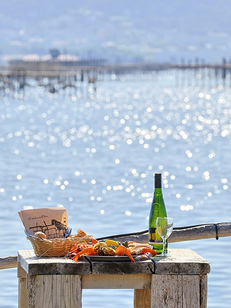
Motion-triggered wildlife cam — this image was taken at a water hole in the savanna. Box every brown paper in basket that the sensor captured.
[18,207,68,239]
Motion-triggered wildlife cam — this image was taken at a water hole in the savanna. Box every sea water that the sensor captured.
[0,72,231,307]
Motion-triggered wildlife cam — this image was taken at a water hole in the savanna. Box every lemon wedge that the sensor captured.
[105,240,119,247]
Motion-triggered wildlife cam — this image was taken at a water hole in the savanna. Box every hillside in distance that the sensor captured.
[1,0,231,63]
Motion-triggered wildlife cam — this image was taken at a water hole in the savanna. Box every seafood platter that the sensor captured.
[68,229,157,262]
[19,207,157,261]
[29,228,157,261]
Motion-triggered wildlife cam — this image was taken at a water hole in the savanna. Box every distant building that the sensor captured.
[49,49,60,59]
[8,50,106,71]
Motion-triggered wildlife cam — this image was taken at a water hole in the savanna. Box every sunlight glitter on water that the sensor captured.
[0,83,231,219]
[1,75,231,307]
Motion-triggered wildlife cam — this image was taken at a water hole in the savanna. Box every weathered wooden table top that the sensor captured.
[18,249,210,276]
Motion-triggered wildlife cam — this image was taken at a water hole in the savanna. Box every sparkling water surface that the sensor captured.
[0,73,231,307]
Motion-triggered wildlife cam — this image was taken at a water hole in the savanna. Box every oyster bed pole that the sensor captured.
[0,222,231,270]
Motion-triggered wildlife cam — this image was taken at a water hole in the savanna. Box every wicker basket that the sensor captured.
[27,236,79,257]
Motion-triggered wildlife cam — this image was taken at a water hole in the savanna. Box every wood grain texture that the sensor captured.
[71,276,82,308]
[17,262,26,278]
[17,249,210,276]
[27,275,82,308]
[82,274,151,289]
[32,275,54,308]
[151,275,202,308]
[0,255,17,270]
[90,259,155,275]
[27,275,37,308]
[18,263,28,308]
[151,275,182,308]
[200,275,208,308]
[18,277,28,308]
[17,250,91,276]
[134,289,151,308]
[182,275,200,307]
[154,249,210,275]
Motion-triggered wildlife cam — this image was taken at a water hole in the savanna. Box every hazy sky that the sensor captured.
[1,0,230,63]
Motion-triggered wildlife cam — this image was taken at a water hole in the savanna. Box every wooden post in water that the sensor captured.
[181,57,185,87]
[194,58,198,87]
[188,59,191,87]
[215,66,219,88]
[201,59,205,88]
[222,58,227,88]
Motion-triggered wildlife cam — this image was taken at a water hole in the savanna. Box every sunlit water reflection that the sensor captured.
[0,74,231,307]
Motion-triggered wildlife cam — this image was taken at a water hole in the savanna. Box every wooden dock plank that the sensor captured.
[154,249,210,275]
[82,273,151,289]
[17,250,91,276]
[18,277,28,308]
[36,275,53,308]
[71,276,82,308]
[151,275,183,308]
[27,275,82,308]
[134,289,151,308]
[182,275,200,307]
[200,275,208,308]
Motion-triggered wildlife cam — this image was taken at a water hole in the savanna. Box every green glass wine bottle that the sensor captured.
[149,173,167,254]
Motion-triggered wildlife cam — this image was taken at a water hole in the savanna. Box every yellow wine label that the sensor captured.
[149,228,154,241]
[149,228,162,243]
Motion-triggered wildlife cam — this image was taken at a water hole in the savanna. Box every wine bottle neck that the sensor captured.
[154,173,161,188]
[154,188,162,195]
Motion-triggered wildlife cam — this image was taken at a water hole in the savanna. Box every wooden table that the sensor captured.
[17,249,210,308]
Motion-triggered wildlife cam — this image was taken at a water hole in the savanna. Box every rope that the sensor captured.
[214,224,219,240]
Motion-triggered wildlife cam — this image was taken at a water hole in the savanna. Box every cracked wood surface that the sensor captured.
[18,249,210,276]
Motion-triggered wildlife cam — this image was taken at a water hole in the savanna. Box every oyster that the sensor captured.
[102,246,116,256]
[93,242,107,255]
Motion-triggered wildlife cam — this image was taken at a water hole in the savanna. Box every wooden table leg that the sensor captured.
[134,289,151,308]
[18,277,29,308]
[18,263,28,308]
[151,275,203,308]
[200,275,208,308]
[27,275,82,308]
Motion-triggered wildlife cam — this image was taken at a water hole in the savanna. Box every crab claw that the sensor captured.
[139,248,157,257]
[70,242,91,255]
[91,239,99,245]
[72,247,96,262]
[115,245,135,262]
